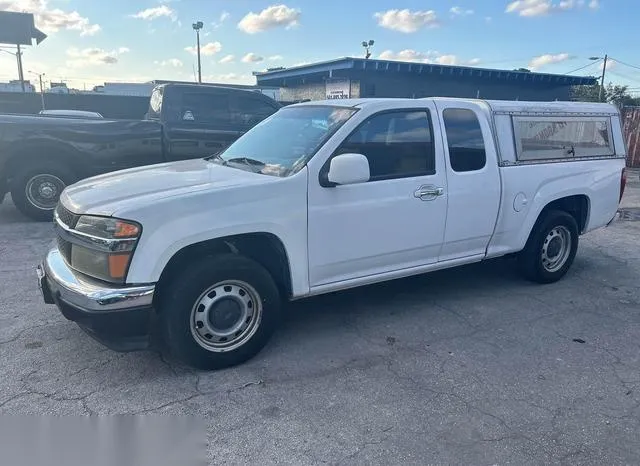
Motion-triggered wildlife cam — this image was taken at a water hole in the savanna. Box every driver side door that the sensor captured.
[307,106,448,288]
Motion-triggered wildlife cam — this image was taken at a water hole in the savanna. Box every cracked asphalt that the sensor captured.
[1,172,639,465]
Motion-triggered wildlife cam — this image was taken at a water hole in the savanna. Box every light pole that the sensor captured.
[29,71,46,110]
[590,55,608,102]
[362,40,375,60]
[192,21,204,84]
[1,46,25,92]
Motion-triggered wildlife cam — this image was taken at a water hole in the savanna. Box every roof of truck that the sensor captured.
[291,97,619,115]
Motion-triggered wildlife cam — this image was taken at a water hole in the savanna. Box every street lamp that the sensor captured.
[590,55,608,102]
[192,21,204,84]
[362,40,374,60]
[1,46,25,92]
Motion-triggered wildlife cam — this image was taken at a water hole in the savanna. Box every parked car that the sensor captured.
[37,97,627,370]
[38,109,104,119]
[0,83,281,220]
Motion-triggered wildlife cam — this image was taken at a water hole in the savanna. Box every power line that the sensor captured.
[609,57,640,72]
[564,60,602,75]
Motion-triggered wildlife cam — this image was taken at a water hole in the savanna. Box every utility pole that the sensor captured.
[192,21,204,84]
[29,71,46,110]
[599,54,608,102]
[16,45,25,92]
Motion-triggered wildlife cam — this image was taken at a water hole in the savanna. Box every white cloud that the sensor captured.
[212,11,230,28]
[218,54,235,64]
[268,55,284,61]
[238,4,301,34]
[155,58,183,68]
[130,5,176,21]
[241,53,264,63]
[528,53,571,69]
[374,9,439,33]
[0,0,101,36]
[185,41,222,56]
[379,49,480,66]
[65,47,129,68]
[450,6,474,16]
[506,0,599,17]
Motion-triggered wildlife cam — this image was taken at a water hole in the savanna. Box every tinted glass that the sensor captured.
[216,106,356,177]
[443,108,487,172]
[233,94,278,125]
[180,92,231,125]
[336,111,435,181]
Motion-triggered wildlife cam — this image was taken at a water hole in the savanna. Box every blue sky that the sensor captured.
[1,0,639,94]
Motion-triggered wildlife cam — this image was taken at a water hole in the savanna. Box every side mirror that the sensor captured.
[327,153,370,186]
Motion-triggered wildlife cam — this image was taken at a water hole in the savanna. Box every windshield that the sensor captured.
[212,105,357,177]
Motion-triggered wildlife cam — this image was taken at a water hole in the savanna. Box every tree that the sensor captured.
[571,82,640,108]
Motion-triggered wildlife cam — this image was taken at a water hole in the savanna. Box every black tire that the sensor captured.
[159,253,281,370]
[518,210,579,284]
[11,163,76,221]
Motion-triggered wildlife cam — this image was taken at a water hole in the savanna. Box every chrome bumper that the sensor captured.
[38,247,155,312]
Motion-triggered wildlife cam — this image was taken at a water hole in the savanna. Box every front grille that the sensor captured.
[55,203,80,228]
[56,235,72,264]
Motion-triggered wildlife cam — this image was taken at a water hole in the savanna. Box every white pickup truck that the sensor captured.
[37,97,628,370]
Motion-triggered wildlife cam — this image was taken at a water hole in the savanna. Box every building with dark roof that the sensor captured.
[254,57,598,102]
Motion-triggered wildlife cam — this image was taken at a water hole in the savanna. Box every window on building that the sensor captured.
[513,116,614,160]
[180,92,231,125]
[335,110,435,181]
[442,108,487,172]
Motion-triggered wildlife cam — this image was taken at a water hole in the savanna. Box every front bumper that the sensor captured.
[38,247,156,352]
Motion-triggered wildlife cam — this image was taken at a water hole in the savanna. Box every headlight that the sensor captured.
[66,215,141,283]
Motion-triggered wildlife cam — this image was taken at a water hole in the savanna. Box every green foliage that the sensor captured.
[571,82,640,108]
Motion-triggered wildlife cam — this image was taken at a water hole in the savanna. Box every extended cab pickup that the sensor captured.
[0,83,280,220]
[37,98,628,370]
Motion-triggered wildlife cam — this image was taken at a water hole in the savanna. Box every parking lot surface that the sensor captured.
[1,174,640,465]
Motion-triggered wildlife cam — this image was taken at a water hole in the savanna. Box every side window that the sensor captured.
[336,110,435,181]
[443,108,487,172]
[180,92,231,125]
[232,94,277,125]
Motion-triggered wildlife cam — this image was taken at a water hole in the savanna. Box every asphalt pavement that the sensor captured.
[1,177,639,465]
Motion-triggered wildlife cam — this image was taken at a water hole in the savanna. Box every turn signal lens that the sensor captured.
[108,253,131,279]
[114,221,140,238]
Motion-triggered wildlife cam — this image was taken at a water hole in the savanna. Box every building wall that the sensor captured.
[277,72,576,102]
[0,92,149,119]
[356,73,575,101]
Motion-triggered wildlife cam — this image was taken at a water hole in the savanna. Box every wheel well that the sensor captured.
[153,233,293,308]
[540,195,590,233]
[4,145,82,188]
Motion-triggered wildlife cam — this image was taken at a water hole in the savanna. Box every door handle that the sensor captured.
[414,185,444,200]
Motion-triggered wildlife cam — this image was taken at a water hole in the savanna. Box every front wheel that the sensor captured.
[11,164,76,221]
[159,253,281,370]
[518,210,579,284]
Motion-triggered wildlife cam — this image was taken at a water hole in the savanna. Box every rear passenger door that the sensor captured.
[435,101,501,261]
[307,106,449,287]
[163,90,243,161]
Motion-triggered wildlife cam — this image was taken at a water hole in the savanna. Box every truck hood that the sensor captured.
[60,158,269,216]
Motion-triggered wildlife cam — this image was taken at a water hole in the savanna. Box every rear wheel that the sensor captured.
[160,253,281,370]
[518,210,579,284]
[11,164,76,221]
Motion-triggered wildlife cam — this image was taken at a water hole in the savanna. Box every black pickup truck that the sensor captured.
[0,83,281,220]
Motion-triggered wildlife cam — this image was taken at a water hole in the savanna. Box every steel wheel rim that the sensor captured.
[25,174,65,210]
[190,280,263,352]
[541,225,572,273]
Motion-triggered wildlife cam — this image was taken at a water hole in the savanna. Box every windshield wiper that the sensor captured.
[205,153,227,165]
[225,157,266,172]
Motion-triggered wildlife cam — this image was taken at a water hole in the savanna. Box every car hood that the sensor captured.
[60,158,270,216]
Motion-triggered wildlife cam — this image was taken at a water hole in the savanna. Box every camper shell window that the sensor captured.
[513,116,614,161]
